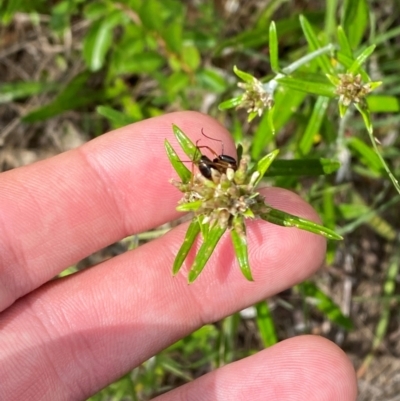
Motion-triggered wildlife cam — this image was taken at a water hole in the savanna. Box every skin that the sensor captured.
[0,111,357,400]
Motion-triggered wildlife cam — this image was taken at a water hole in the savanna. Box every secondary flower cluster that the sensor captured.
[335,72,373,106]
[237,77,273,118]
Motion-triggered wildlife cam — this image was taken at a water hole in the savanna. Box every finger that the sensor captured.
[0,111,235,311]
[0,187,327,400]
[154,336,357,401]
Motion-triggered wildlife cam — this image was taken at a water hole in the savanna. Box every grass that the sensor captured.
[1,0,400,399]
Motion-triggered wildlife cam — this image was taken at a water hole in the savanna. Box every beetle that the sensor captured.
[194,129,237,180]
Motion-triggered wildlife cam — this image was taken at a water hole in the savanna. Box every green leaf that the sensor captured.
[298,281,353,330]
[83,11,125,71]
[233,65,255,84]
[260,208,343,240]
[181,45,201,71]
[172,124,199,161]
[264,158,340,177]
[0,0,23,24]
[367,96,400,113]
[277,76,336,97]
[251,149,280,187]
[49,0,76,34]
[197,68,228,94]
[218,96,244,111]
[337,26,353,58]
[354,102,373,134]
[198,216,210,239]
[355,103,400,194]
[269,21,279,73]
[22,72,102,123]
[188,224,227,283]
[163,72,190,98]
[299,15,332,74]
[255,301,278,347]
[113,52,165,75]
[173,220,201,275]
[348,45,376,74]
[139,0,163,31]
[164,139,192,184]
[346,136,383,173]
[299,96,330,156]
[324,0,338,39]
[247,111,259,122]
[0,81,58,103]
[163,20,183,54]
[83,2,110,20]
[341,0,369,49]
[335,52,370,82]
[230,216,253,281]
[176,200,203,212]
[96,106,136,127]
[338,101,348,118]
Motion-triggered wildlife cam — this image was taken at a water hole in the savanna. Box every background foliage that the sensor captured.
[1,0,400,399]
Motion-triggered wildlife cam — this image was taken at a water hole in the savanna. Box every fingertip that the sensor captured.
[278,335,358,401]
[154,335,357,401]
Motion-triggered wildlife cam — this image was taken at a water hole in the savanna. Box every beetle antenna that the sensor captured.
[201,128,224,154]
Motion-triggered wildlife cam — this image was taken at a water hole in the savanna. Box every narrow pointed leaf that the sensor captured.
[341,0,368,49]
[0,81,58,103]
[230,217,253,281]
[176,200,203,212]
[247,111,259,122]
[346,136,382,173]
[218,96,244,110]
[164,139,191,183]
[326,73,340,86]
[298,281,353,330]
[355,104,400,194]
[367,95,400,113]
[251,149,280,187]
[260,208,343,240]
[354,103,373,134]
[198,217,210,239]
[338,102,348,118]
[348,45,376,74]
[96,106,136,127]
[255,301,278,347]
[269,21,279,73]
[173,220,201,275]
[299,15,332,74]
[337,26,353,58]
[233,65,255,83]
[172,124,199,161]
[299,96,330,156]
[264,158,340,177]
[335,53,370,82]
[188,224,226,283]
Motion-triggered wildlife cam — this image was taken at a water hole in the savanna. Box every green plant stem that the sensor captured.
[263,44,335,95]
[366,128,400,194]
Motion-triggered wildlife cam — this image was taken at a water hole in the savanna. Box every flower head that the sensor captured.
[172,156,267,230]
[335,73,373,106]
[237,78,273,118]
[165,125,342,283]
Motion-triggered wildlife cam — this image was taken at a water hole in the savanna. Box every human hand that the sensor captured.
[0,112,357,400]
